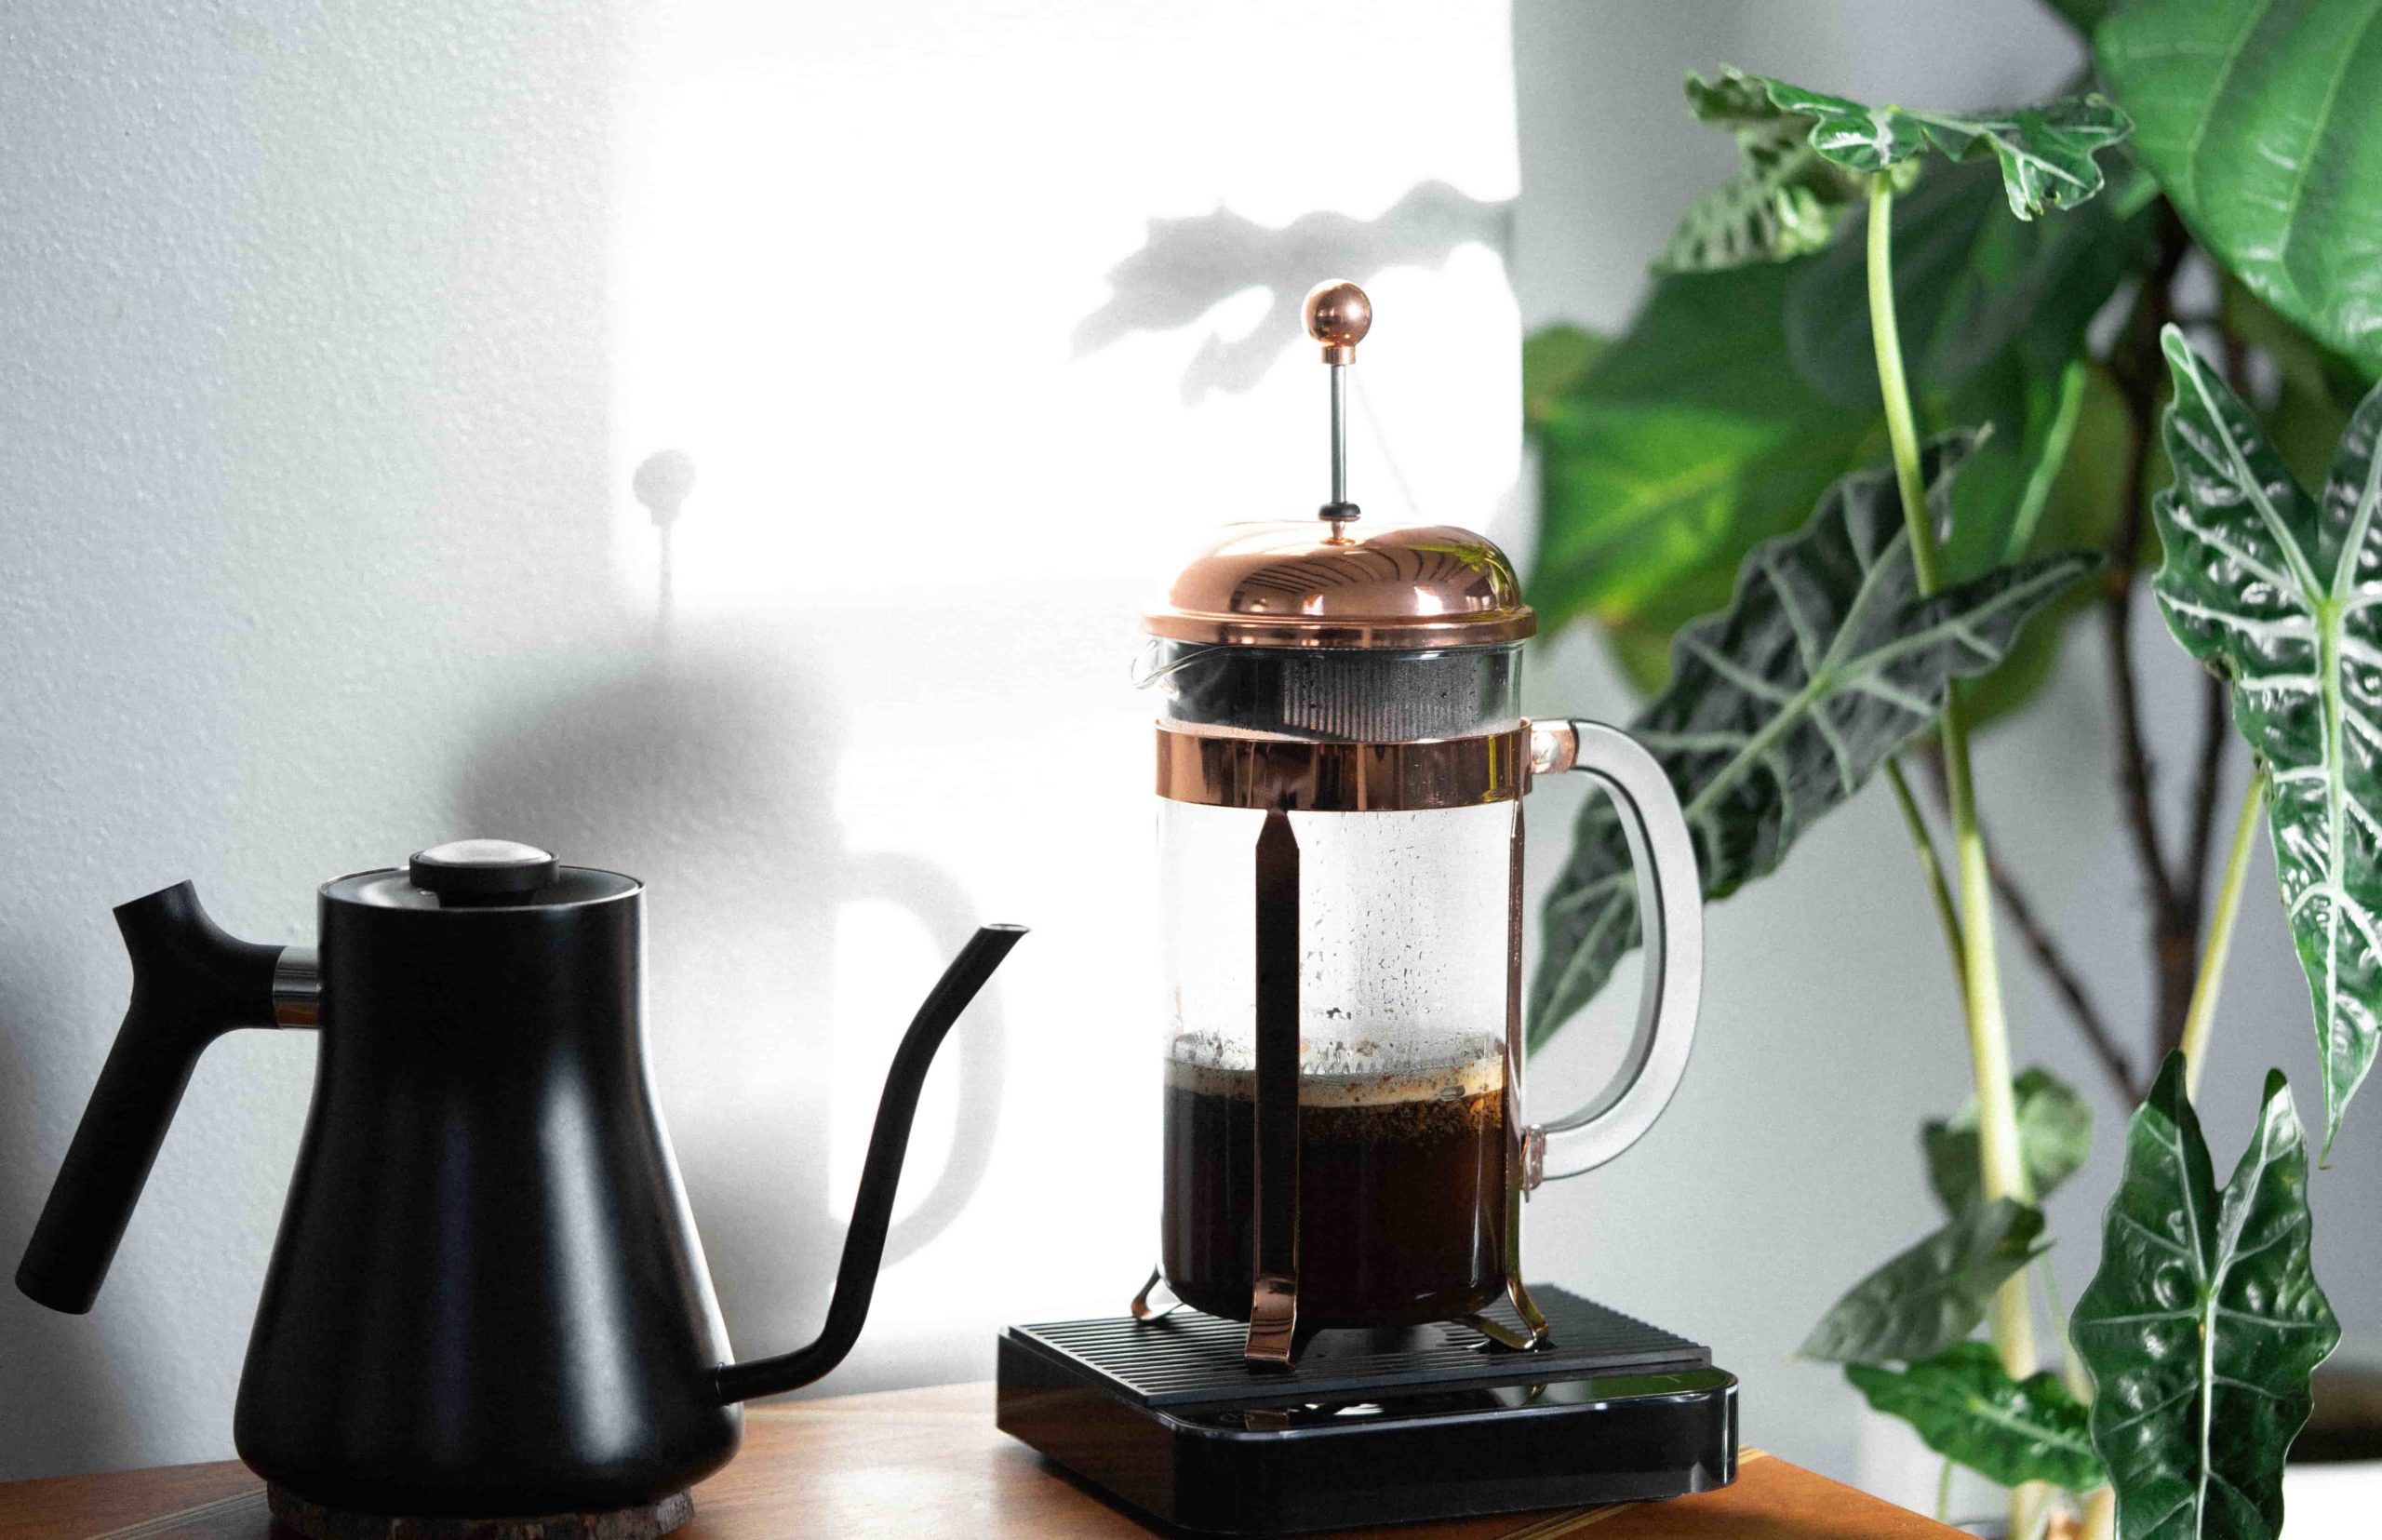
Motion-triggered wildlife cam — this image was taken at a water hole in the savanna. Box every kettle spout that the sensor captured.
[712,922,1025,1404]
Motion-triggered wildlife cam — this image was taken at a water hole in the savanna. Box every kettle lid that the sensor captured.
[324,839,637,911]
[409,838,559,898]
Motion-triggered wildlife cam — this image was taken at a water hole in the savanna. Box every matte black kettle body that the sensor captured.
[16,842,1024,1531]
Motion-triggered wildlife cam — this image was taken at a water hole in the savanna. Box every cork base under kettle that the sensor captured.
[266,1485,694,1540]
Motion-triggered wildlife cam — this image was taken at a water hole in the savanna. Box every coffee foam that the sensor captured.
[1166,1029,1505,1107]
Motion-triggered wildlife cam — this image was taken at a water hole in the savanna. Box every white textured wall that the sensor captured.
[0,0,1521,1482]
[3,0,624,1480]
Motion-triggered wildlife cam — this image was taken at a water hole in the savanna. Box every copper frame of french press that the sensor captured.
[1153,724,1555,1364]
[1136,282,1704,1369]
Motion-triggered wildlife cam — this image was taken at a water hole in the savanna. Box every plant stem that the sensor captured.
[2105,211,2195,1052]
[1868,176,1942,596]
[1867,172,2038,1388]
[1936,1458,1955,1526]
[1920,752,2141,1104]
[2180,766,2268,1102]
[1887,758,1965,976]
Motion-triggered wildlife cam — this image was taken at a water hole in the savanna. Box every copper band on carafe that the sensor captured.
[1153,726,1528,811]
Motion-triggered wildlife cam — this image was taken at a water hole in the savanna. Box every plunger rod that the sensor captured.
[1302,280,1372,520]
[1330,364,1348,507]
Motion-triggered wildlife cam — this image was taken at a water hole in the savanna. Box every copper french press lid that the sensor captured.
[1144,282,1536,651]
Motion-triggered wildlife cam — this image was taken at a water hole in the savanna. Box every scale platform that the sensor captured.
[996,1285,1737,1535]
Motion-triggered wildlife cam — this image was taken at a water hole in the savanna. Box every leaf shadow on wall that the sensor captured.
[1073,180,1513,402]
[447,623,1003,1373]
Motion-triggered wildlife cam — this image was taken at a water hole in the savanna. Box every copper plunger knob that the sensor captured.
[1303,281,1372,366]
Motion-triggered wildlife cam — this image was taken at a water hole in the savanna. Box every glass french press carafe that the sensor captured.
[1137,282,1703,1365]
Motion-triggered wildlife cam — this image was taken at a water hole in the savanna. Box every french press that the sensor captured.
[17,840,1023,1536]
[1139,283,1703,1365]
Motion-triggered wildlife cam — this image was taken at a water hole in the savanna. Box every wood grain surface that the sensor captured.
[0,1381,1960,1538]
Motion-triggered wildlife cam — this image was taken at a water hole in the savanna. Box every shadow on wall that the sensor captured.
[0,1010,136,1474]
[446,611,1003,1373]
[1074,181,1513,401]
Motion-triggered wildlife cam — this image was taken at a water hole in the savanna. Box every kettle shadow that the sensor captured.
[448,626,1003,1370]
[1072,180,1513,403]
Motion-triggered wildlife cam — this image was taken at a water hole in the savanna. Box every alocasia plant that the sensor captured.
[2149,327,2382,1151]
[1731,73,2131,220]
[1532,435,2094,1032]
[1783,157,2155,414]
[1847,1343,2103,1493]
[1524,10,2372,1531]
[1657,68,1888,273]
[2071,1054,2338,1540]
[1923,1065,2092,1219]
[1799,1198,2047,1366]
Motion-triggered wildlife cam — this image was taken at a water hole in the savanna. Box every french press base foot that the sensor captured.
[266,1486,694,1540]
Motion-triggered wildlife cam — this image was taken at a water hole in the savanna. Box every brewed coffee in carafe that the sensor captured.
[1139,282,1706,1364]
[1162,1032,1506,1327]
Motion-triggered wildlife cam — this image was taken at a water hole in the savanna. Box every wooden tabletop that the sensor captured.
[0,1382,1960,1538]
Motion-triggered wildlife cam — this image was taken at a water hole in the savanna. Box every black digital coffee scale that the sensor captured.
[996,1286,1737,1534]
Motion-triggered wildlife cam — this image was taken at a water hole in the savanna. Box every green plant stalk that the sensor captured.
[1886,758,1966,976]
[1869,176,1945,597]
[2179,766,2269,1102]
[1867,174,2041,1532]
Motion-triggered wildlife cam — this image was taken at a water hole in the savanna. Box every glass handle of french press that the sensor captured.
[1522,720,1704,1183]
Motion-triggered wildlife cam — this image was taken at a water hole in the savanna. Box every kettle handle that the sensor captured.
[16,883,309,1314]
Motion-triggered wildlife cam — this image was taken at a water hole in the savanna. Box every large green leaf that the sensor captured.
[1925,1065,2094,1217]
[1774,157,2145,729]
[1537,167,2136,716]
[2097,0,2382,379]
[2071,1053,2339,1540]
[2148,326,2382,1151]
[1950,358,2137,730]
[1846,1341,2104,1491]
[1729,73,2132,220]
[1530,436,2095,1038]
[1657,67,1888,273]
[1525,259,1879,658]
[1800,1198,2048,1364]
[1521,324,1608,427]
[2224,275,2362,492]
[1786,157,2157,413]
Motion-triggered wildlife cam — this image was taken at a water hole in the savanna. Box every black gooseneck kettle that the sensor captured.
[15,838,1024,1536]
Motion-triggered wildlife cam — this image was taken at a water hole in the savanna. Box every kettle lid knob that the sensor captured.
[408,839,559,900]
